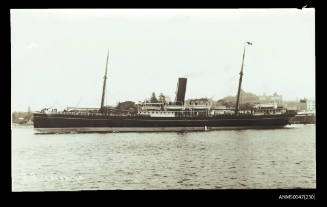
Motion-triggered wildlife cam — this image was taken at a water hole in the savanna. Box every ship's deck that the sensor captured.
[33,112,295,120]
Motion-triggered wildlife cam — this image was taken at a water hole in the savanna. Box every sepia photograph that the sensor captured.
[11,8,315,193]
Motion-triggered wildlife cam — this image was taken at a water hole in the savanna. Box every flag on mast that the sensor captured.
[246,42,253,45]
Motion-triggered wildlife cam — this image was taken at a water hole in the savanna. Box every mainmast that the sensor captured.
[100,50,109,111]
[235,42,252,115]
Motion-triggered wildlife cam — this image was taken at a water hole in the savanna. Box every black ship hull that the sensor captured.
[33,113,293,134]
[290,115,316,124]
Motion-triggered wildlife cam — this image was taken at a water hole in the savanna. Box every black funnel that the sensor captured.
[175,78,187,105]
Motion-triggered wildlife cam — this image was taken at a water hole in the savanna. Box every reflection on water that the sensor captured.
[12,124,316,191]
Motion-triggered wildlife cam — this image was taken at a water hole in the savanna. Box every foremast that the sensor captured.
[100,50,109,112]
[235,42,252,115]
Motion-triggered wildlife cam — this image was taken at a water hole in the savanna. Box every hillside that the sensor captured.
[216,90,260,108]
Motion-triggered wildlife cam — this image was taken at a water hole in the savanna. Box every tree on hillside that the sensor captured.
[116,101,137,113]
[216,90,261,108]
[240,102,255,110]
[159,93,166,103]
[150,92,158,103]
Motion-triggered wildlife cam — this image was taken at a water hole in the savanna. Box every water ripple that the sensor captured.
[12,125,316,191]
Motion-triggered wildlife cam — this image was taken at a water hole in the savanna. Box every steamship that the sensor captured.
[33,43,296,133]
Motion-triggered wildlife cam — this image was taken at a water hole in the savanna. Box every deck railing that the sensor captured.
[37,110,291,120]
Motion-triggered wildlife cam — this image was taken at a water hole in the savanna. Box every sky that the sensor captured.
[11,9,315,112]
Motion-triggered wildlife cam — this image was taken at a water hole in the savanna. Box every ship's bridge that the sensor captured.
[253,103,286,115]
[137,103,213,118]
[139,102,164,111]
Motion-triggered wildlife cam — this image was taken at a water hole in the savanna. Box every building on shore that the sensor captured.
[259,92,283,106]
[299,98,315,112]
[284,98,315,113]
[185,98,213,106]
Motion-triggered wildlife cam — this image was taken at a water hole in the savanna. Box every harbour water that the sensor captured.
[12,124,316,191]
